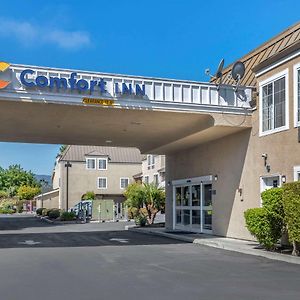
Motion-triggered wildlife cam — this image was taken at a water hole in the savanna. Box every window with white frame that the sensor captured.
[147,155,155,169]
[98,158,107,170]
[144,175,149,184]
[293,63,300,126]
[293,166,300,181]
[153,174,159,186]
[86,158,96,170]
[260,70,288,136]
[120,177,129,189]
[98,177,107,189]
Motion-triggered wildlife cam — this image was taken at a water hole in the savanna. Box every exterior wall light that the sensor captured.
[282,175,286,183]
[214,175,218,181]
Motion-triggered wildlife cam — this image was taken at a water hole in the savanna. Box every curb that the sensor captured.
[128,227,300,265]
[128,227,194,243]
[39,216,81,225]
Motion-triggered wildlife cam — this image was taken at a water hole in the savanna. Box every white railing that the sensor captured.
[0,63,253,111]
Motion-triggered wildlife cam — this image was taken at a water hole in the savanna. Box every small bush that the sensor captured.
[60,211,76,221]
[261,188,284,221]
[82,191,95,200]
[0,208,14,214]
[244,207,281,250]
[48,209,61,219]
[42,208,50,217]
[36,208,44,216]
[134,214,147,227]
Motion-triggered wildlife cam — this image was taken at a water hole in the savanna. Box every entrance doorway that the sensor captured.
[172,176,213,233]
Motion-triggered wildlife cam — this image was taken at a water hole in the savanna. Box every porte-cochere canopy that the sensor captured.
[0,63,253,153]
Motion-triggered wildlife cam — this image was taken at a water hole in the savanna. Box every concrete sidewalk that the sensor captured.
[127,226,300,265]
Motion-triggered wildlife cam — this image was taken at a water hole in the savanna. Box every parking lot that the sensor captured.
[0,214,300,300]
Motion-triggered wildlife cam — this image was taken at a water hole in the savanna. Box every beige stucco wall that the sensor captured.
[36,191,59,209]
[59,161,141,209]
[142,155,165,184]
[166,54,300,240]
[52,158,60,190]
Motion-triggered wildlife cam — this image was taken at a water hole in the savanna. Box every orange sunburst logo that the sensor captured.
[0,62,10,89]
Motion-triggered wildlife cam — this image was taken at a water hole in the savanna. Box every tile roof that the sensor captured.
[211,21,300,87]
[60,145,142,163]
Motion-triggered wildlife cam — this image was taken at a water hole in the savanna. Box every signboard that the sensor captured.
[20,69,145,97]
[82,98,114,106]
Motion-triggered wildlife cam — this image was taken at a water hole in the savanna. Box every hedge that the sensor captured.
[48,209,61,219]
[244,187,284,250]
[244,207,281,250]
[282,182,300,256]
[60,211,76,221]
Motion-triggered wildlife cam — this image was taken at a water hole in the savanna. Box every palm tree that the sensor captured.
[143,183,165,225]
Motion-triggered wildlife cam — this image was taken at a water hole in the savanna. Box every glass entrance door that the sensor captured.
[174,181,212,233]
[202,183,212,232]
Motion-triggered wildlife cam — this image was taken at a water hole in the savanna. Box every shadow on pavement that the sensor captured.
[0,215,63,231]
[0,230,187,249]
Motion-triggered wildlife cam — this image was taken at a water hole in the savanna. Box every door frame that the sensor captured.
[172,175,213,234]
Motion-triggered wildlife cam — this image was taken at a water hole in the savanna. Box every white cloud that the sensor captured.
[47,30,91,49]
[0,18,91,50]
[0,19,37,43]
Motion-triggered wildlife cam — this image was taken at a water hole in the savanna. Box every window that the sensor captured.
[98,158,107,170]
[144,175,149,184]
[120,177,129,189]
[153,174,159,186]
[98,177,107,189]
[294,166,300,181]
[259,69,288,136]
[147,155,155,169]
[86,158,96,170]
[293,63,300,127]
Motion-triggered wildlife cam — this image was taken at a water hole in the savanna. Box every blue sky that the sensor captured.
[0,0,299,175]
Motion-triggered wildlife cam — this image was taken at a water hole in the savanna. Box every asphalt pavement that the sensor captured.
[0,214,299,300]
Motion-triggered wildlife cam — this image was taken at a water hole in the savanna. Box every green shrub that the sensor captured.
[36,208,44,216]
[48,209,61,219]
[0,207,14,214]
[60,211,76,221]
[127,207,139,219]
[42,208,50,217]
[244,207,281,250]
[261,188,284,219]
[82,191,95,200]
[134,214,147,227]
[244,187,285,250]
[0,190,8,199]
[283,182,300,255]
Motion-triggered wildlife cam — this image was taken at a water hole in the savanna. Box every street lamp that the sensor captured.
[64,161,72,211]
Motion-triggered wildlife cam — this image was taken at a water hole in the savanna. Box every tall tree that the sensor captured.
[0,165,40,197]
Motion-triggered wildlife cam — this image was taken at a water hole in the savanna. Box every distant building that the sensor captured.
[134,155,165,188]
[36,146,142,219]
